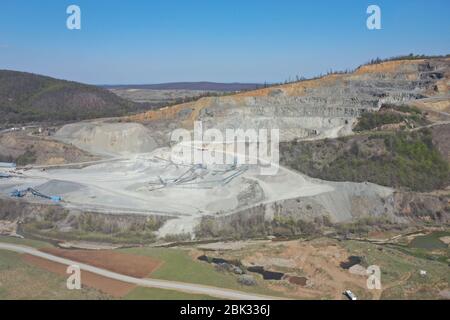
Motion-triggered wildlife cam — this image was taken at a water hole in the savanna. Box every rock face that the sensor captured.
[55,122,157,156]
[0,130,98,165]
[128,58,450,143]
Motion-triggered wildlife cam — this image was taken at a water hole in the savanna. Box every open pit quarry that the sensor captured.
[129,58,449,143]
[0,58,448,238]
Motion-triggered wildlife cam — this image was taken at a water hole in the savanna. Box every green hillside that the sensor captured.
[0,70,139,123]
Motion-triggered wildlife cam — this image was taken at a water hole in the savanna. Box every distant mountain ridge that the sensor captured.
[0,70,139,124]
[101,82,263,92]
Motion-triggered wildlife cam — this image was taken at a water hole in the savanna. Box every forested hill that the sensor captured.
[0,70,139,123]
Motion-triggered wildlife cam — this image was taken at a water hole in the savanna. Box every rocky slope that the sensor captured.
[128,57,450,144]
[0,130,98,165]
[54,122,157,156]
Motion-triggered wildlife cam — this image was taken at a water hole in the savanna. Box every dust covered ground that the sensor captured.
[0,121,395,238]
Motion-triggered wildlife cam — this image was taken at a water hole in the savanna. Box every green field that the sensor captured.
[125,287,216,300]
[0,241,217,300]
[0,237,282,299]
[3,234,447,300]
[0,249,109,299]
[0,235,52,249]
[342,240,449,299]
[409,231,450,250]
[120,247,283,297]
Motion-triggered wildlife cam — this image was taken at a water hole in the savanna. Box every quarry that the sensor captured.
[0,126,396,237]
[0,57,448,302]
[1,0,450,302]
[0,57,449,240]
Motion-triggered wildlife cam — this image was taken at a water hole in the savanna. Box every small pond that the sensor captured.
[197,255,285,280]
[246,266,284,280]
[340,256,362,269]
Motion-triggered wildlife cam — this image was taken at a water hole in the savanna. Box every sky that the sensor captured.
[0,0,449,84]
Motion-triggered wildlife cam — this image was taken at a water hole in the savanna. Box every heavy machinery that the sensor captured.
[10,187,62,202]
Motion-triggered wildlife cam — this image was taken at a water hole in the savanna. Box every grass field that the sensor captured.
[120,247,284,297]
[125,287,216,300]
[0,243,218,300]
[0,249,109,299]
[341,240,449,299]
[0,236,279,299]
[409,231,450,250]
[2,234,447,300]
[0,236,281,299]
[0,235,52,249]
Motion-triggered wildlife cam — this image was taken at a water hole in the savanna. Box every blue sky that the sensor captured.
[0,0,449,84]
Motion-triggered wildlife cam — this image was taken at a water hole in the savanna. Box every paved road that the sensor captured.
[0,242,281,300]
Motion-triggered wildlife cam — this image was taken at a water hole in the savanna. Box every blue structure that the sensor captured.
[0,173,12,179]
[10,188,62,202]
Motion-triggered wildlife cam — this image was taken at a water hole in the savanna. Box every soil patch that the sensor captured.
[288,276,308,286]
[40,248,162,278]
[22,254,134,297]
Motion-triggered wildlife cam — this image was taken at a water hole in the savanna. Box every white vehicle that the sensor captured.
[344,290,357,300]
